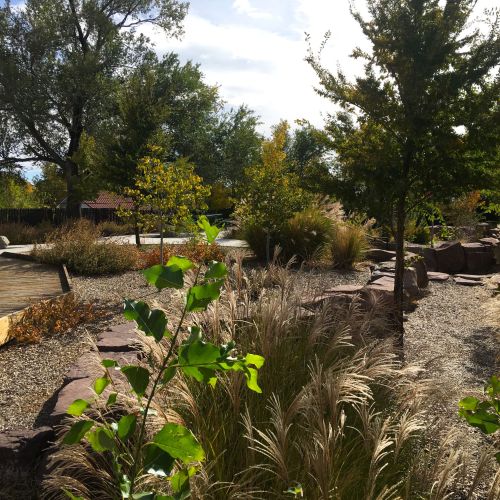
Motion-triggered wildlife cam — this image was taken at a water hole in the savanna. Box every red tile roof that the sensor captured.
[82,191,134,209]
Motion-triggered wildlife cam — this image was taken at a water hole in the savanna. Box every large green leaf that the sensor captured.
[167,256,194,272]
[197,216,220,244]
[118,414,137,441]
[63,420,94,445]
[143,264,184,290]
[66,399,89,417]
[124,300,168,342]
[178,340,221,386]
[143,443,175,477]
[121,365,150,396]
[94,377,110,395]
[204,261,227,280]
[87,427,116,453]
[186,282,224,312]
[153,423,205,463]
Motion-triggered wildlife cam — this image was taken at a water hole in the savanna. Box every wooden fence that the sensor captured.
[0,208,121,226]
[0,208,233,227]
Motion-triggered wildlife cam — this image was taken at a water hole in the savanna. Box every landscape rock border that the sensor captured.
[0,322,138,473]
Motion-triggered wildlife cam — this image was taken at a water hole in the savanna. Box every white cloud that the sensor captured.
[232,0,273,20]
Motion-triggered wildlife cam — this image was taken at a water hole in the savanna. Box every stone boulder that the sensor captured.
[366,248,396,262]
[412,258,429,288]
[462,243,494,274]
[403,267,420,298]
[0,235,9,249]
[435,241,465,274]
[423,247,438,272]
[0,427,54,463]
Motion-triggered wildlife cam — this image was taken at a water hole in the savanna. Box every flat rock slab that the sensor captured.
[455,279,483,287]
[479,237,499,246]
[324,285,364,294]
[97,323,137,352]
[366,249,396,262]
[49,377,94,425]
[454,274,488,281]
[428,272,450,281]
[65,350,139,382]
[0,426,54,463]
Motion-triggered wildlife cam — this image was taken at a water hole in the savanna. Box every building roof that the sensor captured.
[81,191,134,209]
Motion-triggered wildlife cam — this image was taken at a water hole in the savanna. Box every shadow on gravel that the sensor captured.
[462,326,497,383]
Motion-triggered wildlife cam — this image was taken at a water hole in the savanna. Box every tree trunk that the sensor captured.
[394,197,406,352]
[134,219,141,248]
[64,159,80,219]
[265,231,271,266]
[159,215,164,266]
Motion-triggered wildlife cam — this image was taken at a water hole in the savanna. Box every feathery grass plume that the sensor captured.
[330,222,368,269]
[42,260,498,498]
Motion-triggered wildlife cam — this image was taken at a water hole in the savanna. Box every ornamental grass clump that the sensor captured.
[44,255,500,498]
[330,222,368,269]
[43,217,264,499]
[32,219,140,275]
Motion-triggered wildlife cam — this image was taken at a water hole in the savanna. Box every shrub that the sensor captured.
[405,220,431,244]
[330,222,368,268]
[139,240,225,268]
[32,220,140,275]
[97,220,135,236]
[0,221,54,244]
[280,207,332,261]
[9,293,99,344]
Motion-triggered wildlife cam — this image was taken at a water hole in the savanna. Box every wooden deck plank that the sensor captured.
[0,257,65,316]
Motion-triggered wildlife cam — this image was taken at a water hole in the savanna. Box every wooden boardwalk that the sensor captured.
[0,257,65,316]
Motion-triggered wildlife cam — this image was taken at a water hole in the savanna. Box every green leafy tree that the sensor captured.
[235,121,311,263]
[286,120,334,195]
[0,0,188,217]
[121,149,210,262]
[33,164,67,208]
[61,218,264,499]
[0,172,39,208]
[308,0,500,339]
[210,105,263,190]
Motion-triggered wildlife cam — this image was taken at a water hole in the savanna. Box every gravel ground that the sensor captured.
[405,280,499,494]
[406,280,498,410]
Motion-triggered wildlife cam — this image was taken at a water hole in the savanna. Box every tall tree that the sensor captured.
[0,0,188,216]
[308,0,499,341]
[286,120,335,195]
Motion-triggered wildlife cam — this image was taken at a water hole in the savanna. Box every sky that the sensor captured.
[8,0,497,179]
[141,0,371,133]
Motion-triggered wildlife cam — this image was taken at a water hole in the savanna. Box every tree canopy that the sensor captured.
[308,0,500,335]
[0,0,188,215]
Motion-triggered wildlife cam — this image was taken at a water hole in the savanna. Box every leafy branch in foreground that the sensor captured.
[61,217,264,499]
[459,376,500,463]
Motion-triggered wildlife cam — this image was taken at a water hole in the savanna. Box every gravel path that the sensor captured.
[405,280,498,411]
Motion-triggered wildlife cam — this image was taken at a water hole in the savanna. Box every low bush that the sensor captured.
[330,222,368,268]
[97,220,135,236]
[405,220,431,244]
[243,207,333,263]
[0,221,54,244]
[32,220,140,275]
[9,293,99,343]
[280,207,332,261]
[139,239,225,268]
